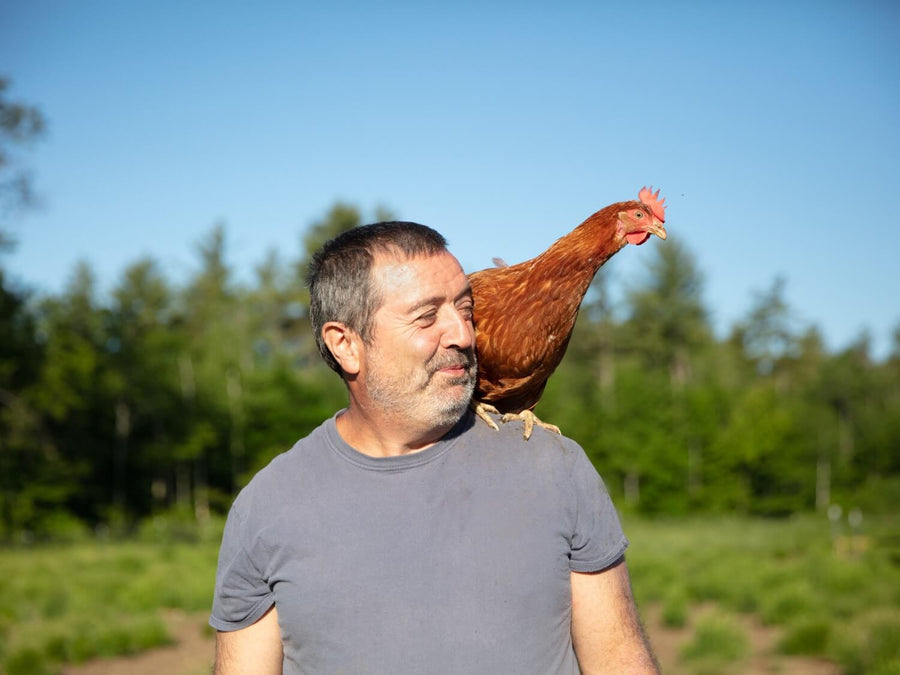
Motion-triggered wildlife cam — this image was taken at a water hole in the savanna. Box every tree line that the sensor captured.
[1,79,898,541]
[1,203,898,542]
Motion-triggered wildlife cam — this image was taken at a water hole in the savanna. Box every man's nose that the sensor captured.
[441,307,474,349]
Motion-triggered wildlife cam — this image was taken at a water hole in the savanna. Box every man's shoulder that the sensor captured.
[239,415,337,494]
[225,415,342,531]
[458,410,588,469]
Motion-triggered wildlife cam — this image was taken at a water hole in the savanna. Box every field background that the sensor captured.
[3,85,900,675]
[2,514,898,675]
[2,204,900,674]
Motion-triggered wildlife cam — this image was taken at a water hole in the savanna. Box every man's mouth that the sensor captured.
[435,363,470,379]
[428,352,475,379]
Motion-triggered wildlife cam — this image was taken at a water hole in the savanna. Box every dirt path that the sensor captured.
[63,604,841,674]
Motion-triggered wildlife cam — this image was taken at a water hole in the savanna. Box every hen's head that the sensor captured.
[618,186,667,246]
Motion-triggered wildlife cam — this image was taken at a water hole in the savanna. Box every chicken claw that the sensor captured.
[470,400,500,431]
[470,401,561,441]
[500,409,561,441]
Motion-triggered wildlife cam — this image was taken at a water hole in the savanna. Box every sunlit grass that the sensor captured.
[1,514,898,674]
[0,523,222,674]
[624,514,900,674]
[680,612,749,670]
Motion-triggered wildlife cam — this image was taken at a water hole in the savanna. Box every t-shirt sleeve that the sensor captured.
[209,491,275,631]
[567,445,629,573]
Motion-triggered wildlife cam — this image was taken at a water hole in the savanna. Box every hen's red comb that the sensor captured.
[639,186,666,223]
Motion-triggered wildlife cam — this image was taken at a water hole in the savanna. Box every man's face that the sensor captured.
[360,250,477,429]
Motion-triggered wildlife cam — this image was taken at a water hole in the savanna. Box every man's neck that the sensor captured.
[335,404,455,458]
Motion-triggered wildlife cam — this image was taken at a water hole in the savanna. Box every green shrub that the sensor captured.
[39,586,70,619]
[683,556,762,613]
[661,590,688,628]
[0,538,213,671]
[758,580,817,625]
[93,616,171,657]
[136,510,224,544]
[34,512,91,543]
[0,616,11,659]
[3,646,56,675]
[830,609,900,675]
[680,613,749,664]
[778,616,832,655]
[625,555,679,606]
[864,612,900,673]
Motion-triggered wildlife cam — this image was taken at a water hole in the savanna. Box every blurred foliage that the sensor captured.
[0,532,220,673]
[0,194,899,540]
[624,514,900,674]
[540,240,900,519]
[0,77,46,244]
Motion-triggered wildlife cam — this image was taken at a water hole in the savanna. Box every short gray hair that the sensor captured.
[307,221,448,374]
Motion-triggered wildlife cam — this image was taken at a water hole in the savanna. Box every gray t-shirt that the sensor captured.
[210,411,627,674]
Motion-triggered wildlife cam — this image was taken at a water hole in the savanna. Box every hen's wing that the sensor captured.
[469,264,572,413]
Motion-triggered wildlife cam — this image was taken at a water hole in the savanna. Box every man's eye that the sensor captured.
[417,312,437,325]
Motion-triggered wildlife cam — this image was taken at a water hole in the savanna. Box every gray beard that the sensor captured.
[430,368,476,426]
[365,349,477,428]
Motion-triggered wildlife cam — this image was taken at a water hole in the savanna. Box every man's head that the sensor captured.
[307,222,450,373]
[308,222,477,435]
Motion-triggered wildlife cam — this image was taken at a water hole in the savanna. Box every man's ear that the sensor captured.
[322,322,362,376]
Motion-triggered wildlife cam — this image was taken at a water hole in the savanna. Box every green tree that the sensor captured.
[730,277,799,383]
[248,248,314,370]
[814,335,881,504]
[706,382,811,514]
[176,223,243,517]
[19,262,111,531]
[616,239,713,512]
[0,269,47,539]
[0,77,46,243]
[106,258,183,519]
[623,239,711,385]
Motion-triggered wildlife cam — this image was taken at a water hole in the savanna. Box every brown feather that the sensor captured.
[468,198,659,414]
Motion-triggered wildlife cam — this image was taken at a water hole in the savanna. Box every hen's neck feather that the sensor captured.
[529,202,626,297]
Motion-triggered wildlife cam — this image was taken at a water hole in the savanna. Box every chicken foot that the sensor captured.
[470,401,561,441]
[470,401,501,431]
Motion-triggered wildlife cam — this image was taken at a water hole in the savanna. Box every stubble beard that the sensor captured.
[365,348,477,428]
[428,349,477,426]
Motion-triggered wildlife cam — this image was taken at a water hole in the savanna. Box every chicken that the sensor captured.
[468,187,667,439]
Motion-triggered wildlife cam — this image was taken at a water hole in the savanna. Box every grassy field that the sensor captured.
[0,518,222,675]
[623,514,900,674]
[1,514,898,674]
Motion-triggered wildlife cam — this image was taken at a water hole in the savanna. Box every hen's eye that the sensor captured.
[635,211,643,218]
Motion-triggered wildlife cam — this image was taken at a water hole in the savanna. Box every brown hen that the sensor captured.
[468,187,667,439]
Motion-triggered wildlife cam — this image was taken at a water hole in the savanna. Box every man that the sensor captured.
[210,222,658,674]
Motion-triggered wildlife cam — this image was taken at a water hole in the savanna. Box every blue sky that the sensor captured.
[2,1,899,359]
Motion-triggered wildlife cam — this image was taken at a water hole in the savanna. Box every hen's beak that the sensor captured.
[649,218,667,240]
